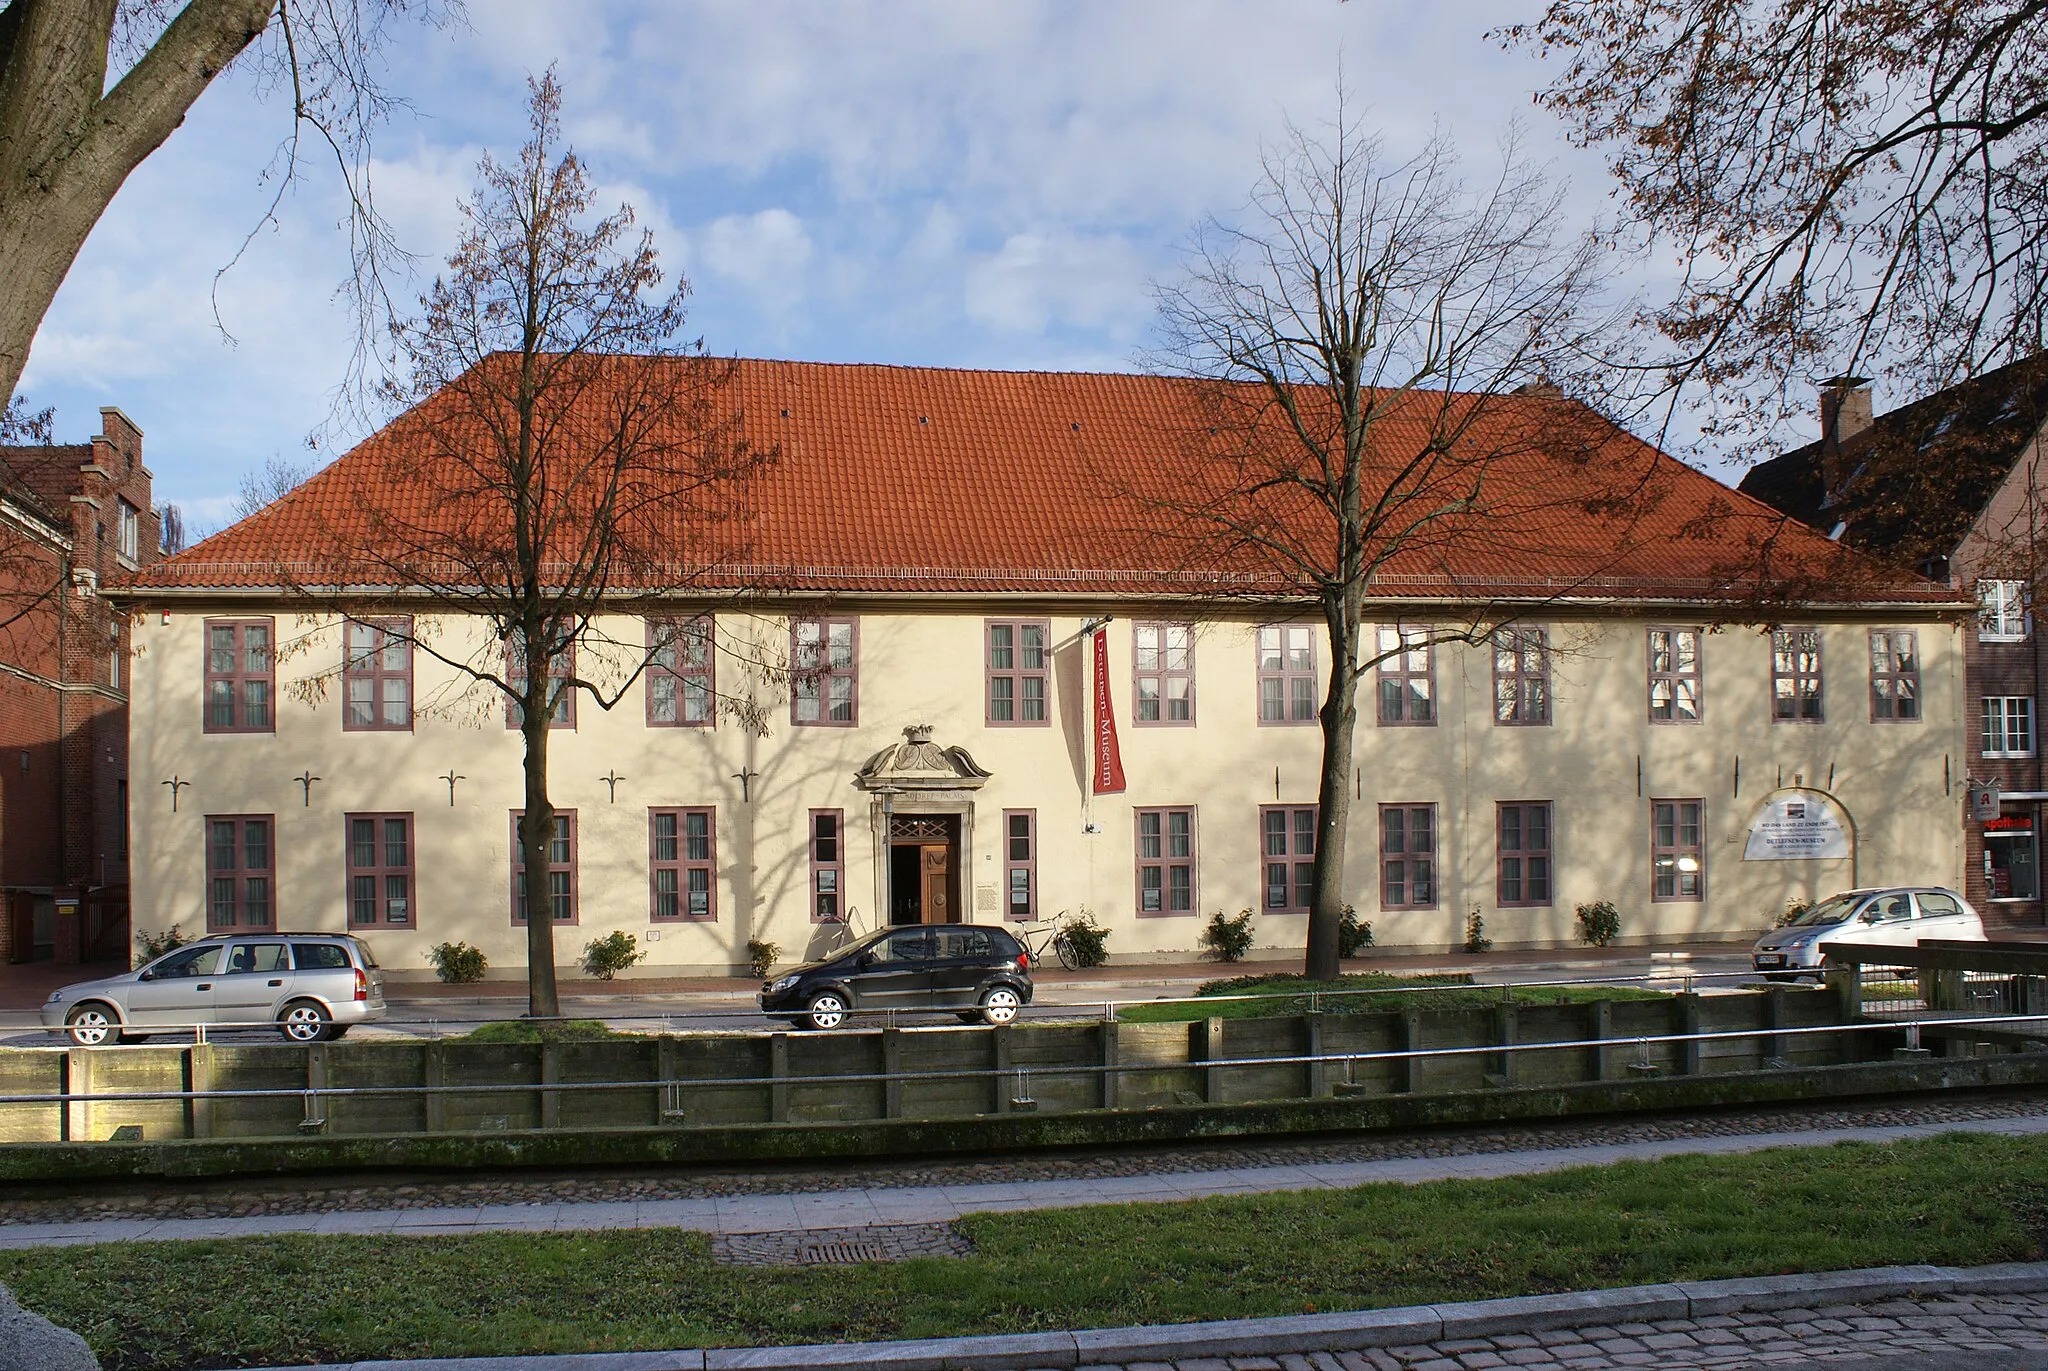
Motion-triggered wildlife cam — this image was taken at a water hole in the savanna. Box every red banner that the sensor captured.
[1091,627,1127,795]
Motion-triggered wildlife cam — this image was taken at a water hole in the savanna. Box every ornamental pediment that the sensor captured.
[855,724,992,791]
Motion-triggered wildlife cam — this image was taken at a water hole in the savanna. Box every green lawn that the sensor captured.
[1117,971,1668,1022]
[3,1133,2044,1370]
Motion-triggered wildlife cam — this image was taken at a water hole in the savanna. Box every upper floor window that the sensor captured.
[1647,627,1702,723]
[647,617,714,727]
[506,637,574,729]
[1979,579,2029,641]
[511,811,577,924]
[347,813,413,927]
[203,619,274,734]
[344,619,412,732]
[1984,696,2036,758]
[986,619,1049,725]
[1257,624,1318,725]
[1770,628,1824,723]
[1261,805,1316,913]
[1133,622,1194,725]
[650,808,715,921]
[1868,629,1920,722]
[1492,626,1551,725]
[115,499,140,561]
[1376,626,1435,725]
[793,617,857,726]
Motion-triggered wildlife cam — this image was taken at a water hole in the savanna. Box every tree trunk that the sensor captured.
[519,687,561,1019]
[1304,609,1362,982]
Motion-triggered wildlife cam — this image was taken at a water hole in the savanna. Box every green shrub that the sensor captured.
[1338,904,1375,958]
[427,941,488,984]
[133,924,188,967]
[746,939,782,979]
[581,931,645,981]
[1060,912,1110,968]
[1462,909,1493,954]
[463,1018,620,1043]
[1574,900,1621,947]
[1199,908,1256,963]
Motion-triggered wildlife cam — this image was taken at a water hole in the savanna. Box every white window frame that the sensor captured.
[1979,579,2029,641]
[1983,696,2036,758]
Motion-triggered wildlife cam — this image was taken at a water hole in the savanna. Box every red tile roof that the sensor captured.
[136,357,1957,607]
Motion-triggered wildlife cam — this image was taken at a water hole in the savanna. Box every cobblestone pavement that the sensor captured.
[1050,1293,2048,1371]
[711,1221,973,1265]
[5,1089,2045,1226]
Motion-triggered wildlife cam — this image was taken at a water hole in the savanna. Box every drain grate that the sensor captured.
[712,1222,974,1266]
[801,1240,888,1264]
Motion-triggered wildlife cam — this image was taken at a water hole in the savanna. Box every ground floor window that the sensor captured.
[810,809,844,922]
[511,811,577,924]
[1497,802,1552,906]
[1261,805,1316,912]
[206,814,274,930]
[1984,815,2038,900]
[1004,809,1036,921]
[346,813,413,927]
[1651,799,1704,901]
[1379,804,1436,909]
[650,808,715,921]
[1136,807,1196,914]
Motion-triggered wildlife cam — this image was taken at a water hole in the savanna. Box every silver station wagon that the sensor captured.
[41,933,387,1045]
[1751,885,1986,978]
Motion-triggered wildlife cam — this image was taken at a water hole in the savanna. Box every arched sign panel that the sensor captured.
[1743,790,1851,861]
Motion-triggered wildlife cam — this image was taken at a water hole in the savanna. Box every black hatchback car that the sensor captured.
[759,924,1034,1030]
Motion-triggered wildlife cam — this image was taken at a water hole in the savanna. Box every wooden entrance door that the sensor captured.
[920,844,953,923]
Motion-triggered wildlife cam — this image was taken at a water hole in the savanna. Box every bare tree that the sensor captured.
[234,454,315,520]
[287,71,763,1017]
[0,0,444,410]
[1151,115,1647,981]
[1504,1,2048,446]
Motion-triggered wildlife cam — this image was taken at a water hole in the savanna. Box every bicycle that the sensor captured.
[1019,908,1094,971]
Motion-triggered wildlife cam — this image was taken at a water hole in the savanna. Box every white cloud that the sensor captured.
[690,208,814,314]
[964,232,1150,336]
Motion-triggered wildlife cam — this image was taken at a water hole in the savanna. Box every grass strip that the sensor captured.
[1119,971,1667,1021]
[3,1132,2043,1371]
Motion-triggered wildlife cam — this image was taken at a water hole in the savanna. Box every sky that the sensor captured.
[18,0,1719,537]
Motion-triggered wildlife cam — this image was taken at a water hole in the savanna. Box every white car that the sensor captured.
[1750,886,1986,978]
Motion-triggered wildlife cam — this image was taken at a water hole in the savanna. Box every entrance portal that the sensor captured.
[887,814,960,925]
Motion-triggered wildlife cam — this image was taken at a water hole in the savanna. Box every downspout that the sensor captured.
[55,549,68,890]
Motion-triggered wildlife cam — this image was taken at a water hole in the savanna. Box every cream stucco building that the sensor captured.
[122,360,1971,975]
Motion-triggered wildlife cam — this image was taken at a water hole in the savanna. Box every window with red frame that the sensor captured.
[793,618,857,725]
[1379,804,1436,909]
[1647,628,1702,723]
[647,617,714,726]
[1261,805,1316,912]
[986,620,1049,724]
[1004,809,1036,920]
[506,639,575,729]
[1257,624,1318,724]
[1492,626,1551,725]
[346,813,414,926]
[344,619,412,731]
[1651,799,1704,901]
[1135,807,1196,914]
[810,809,845,921]
[651,808,716,920]
[1869,629,1920,722]
[1496,802,1551,906]
[1133,622,1194,724]
[1770,628,1823,722]
[206,815,275,930]
[511,811,577,923]
[203,619,274,733]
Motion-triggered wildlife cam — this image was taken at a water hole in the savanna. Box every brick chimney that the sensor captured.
[1817,375,1873,506]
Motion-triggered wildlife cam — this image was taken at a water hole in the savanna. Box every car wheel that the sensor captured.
[278,1000,333,1043]
[980,986,1022,1026]
[64,1003,122,1047]
[804,991,848,1031]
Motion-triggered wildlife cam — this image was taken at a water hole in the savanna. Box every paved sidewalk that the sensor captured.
[6,1110,2047,1250]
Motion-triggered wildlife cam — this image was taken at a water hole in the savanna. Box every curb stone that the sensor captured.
[239,1260,2048,1371]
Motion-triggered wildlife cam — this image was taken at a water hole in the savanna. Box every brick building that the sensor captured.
[1739,358,2048,929]
[0,409,157,963]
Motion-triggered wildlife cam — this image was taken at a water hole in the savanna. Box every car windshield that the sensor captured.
[1786,895,1863,927]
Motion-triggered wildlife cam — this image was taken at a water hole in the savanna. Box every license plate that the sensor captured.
[1755,954,1783,967]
